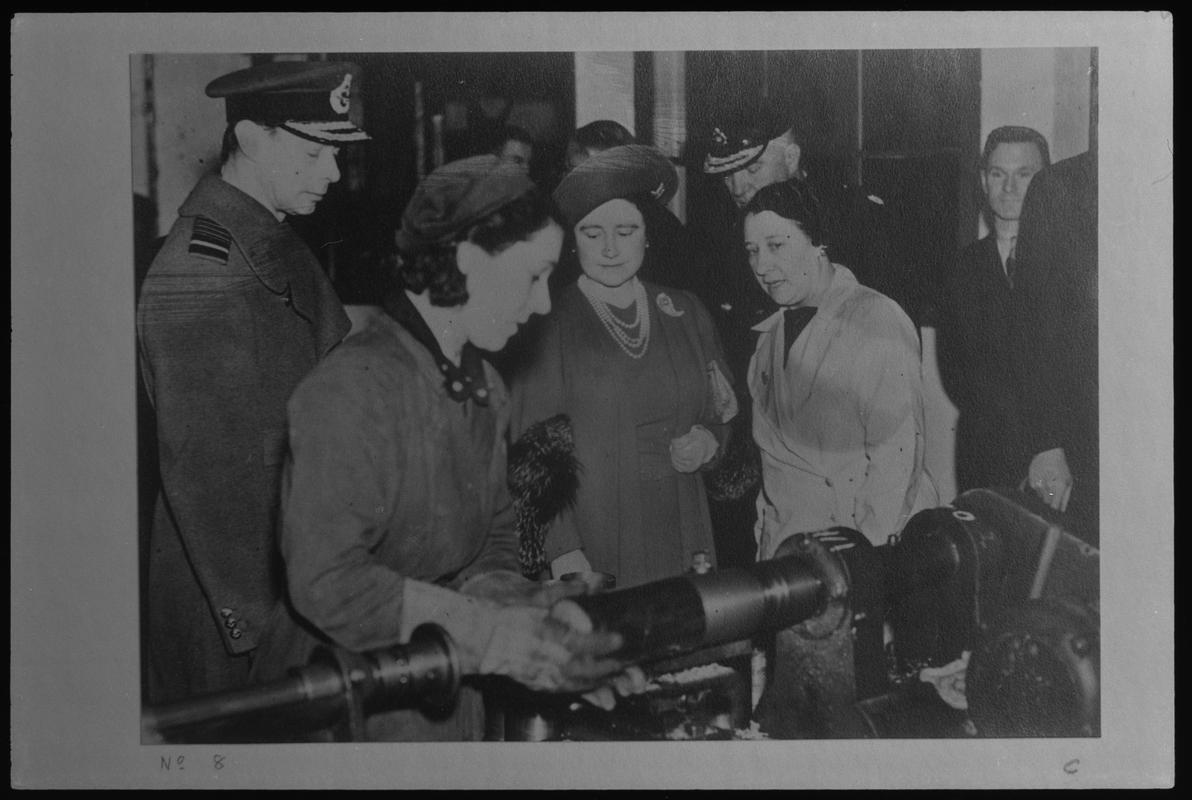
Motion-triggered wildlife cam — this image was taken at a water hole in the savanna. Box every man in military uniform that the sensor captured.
[137,61,370,704]
[701,108,916,335]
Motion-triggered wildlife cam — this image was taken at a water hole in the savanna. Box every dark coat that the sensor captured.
[509,282,735,587]
[249,310,520,741]
[137,175,349,703]
[814,177,918,328]
[937,235,1029,492]
[1010,152,1099,540]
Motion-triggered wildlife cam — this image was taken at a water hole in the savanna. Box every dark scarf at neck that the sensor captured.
[783,306,818,367]
[383,290,491,406]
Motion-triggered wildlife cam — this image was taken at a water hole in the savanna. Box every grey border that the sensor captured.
[11,11,1173,789]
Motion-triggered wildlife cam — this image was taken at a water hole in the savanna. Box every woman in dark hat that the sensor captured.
[510,145,738,588]
[249,155,626,742]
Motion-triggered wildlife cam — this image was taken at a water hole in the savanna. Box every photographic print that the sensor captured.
[12,12,1172,790]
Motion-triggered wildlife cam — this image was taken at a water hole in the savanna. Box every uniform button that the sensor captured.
[224,617,238,628]
[230,628,243,640]
[219,607,234,618]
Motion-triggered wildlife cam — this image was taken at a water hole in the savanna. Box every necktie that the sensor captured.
[1005,236,1018,288]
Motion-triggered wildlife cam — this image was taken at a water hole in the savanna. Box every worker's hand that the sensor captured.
[670,425,719,473]
[476,599,626,694]
[581,665,650,711]
[1025,447,1073,512]
[548,600,647,709]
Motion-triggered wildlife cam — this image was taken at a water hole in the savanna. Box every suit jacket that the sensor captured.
[137,174,349,702]
[937,235,1029,492]
[1010,151,1099,538]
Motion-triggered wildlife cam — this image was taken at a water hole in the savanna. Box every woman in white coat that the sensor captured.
[742,179,937,558]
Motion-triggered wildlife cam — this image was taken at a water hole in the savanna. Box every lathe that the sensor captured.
[143,488,1099,743]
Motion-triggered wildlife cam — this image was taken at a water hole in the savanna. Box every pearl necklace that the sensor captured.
[578,276,651,359]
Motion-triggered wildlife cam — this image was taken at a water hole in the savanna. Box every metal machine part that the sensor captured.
[571,534,834,664]
[142,623,460,743]
[966,597,1100,737]
[494,533,855,741]
[885,489,1100,738]
[889,488,1100,674]
[752,527,887,739]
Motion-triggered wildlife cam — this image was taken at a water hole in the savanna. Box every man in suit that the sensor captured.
[137,61,370,704]
[938,126,1050,495]
[1011,149,1099,544]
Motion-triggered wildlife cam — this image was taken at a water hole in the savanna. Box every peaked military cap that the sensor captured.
[552,144,678,227]
[206,61,370,146]
[702,119,774,176]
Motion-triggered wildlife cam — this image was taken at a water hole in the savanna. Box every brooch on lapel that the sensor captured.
[656,293,685,317]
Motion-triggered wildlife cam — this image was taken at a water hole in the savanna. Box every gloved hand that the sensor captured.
[546,599,647,709]
[580,665,650,711]
[670,424,719,474]
[478,598,626,693]
[1025,447,1073,511]
[399,579,626,694]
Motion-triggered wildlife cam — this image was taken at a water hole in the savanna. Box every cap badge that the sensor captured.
[650,181,666,200]
[330,73,353,114]
[711,126,728,146]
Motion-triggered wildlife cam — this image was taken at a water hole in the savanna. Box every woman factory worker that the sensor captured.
[510,144,738,588]
[251,155,628,742]
[742,179,938,558]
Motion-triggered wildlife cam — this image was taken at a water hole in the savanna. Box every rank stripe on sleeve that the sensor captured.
[188,216,232,263]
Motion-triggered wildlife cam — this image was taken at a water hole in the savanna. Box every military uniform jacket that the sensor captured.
[137,175,350,661]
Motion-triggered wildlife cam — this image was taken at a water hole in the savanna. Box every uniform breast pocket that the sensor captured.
[262,428,289,468]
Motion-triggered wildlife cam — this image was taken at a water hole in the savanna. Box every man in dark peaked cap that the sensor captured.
[702,105,916,329]
[137,60,370,707]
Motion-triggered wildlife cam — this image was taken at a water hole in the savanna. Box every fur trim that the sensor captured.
[705,422,762,503]
[508,414,581,578]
